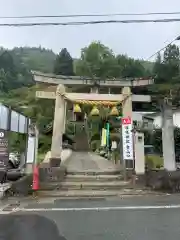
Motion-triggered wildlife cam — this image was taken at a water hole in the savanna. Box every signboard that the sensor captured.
[0,129,9,167]
[101,128,107,147]
[36,91,56,99]
[121,117,133,160]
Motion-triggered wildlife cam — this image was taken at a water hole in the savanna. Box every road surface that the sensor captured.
[1,195,180,239]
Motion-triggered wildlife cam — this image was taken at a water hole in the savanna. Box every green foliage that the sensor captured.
[0,42,164,153]
[116,54,149,78]
[9,132,26,153]
[37,152,46,164]
[145,155,164,169]
[153,44,180,85]
[143,127,180,170]
[0,50,34,93]
[75,41,149,78]
[38,134,51,153]
[141,61,154,72]
[54,48,74,76]
[144,127,180,156]
[11,47,56,73]
[91,140,101,151]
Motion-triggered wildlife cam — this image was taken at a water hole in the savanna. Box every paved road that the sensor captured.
[1,195,180,240]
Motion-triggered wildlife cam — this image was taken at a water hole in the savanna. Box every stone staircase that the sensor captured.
[39,172,131,198]
[39,152,132,199]
[73,126,90,152]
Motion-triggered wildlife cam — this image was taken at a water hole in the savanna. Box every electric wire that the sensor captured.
[2,11,180,19]
[2,18,180,27]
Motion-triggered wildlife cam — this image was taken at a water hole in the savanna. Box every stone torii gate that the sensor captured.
[33,71,154,166]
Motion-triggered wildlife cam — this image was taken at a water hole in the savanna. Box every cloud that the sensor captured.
[0,0,180,59]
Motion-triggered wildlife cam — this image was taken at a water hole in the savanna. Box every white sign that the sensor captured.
[111,141,117,150]
[122,117,133,160]
[36,91,56,99]
[0,132,4,138]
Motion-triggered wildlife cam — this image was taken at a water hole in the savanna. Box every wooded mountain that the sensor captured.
[0,42,179,153]
[0,46,56,73]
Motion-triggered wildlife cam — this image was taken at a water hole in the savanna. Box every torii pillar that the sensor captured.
[121,86,133,170]
[121,86,132,118]
[50,84,66,167]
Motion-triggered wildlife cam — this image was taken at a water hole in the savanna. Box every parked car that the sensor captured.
[8,152,20,169]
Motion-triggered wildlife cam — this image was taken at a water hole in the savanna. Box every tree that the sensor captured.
[75,41,149,79]
[0,69,8,92]
[12,47,56,73]
[75,42,121,78]
[116,54,148,78]
[150,44,180,108]
[153,44,180,84]
[0,50,34,92]
[0,51,16,74]
[53,48,74,76]
[163,44,180,82]
[0,42,155,153]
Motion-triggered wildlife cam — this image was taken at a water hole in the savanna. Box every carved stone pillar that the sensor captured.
[161,100,176,171]
[50,84,66,167]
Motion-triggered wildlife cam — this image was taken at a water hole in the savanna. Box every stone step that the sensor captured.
[37,190,123,198]
[66,170,121,176]
[40,180,131,191]
[65,174,124,182]
[37,189,147,199]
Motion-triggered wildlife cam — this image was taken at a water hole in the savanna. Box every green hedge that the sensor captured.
[145,154,164,169]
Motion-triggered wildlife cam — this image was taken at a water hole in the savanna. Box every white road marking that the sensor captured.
[0,206,21,215]
[10,204,180,212]
[0,210,18,215]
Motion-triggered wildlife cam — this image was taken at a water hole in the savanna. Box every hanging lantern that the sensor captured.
[109,106,119,116]
[90,106,100,116]
[73,103,81,113]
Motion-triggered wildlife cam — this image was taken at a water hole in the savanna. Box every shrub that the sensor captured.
[145,154,164,170]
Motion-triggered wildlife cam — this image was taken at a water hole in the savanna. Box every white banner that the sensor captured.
[122,117,133,160]
[101,128,107,147]
[26,137,35,164]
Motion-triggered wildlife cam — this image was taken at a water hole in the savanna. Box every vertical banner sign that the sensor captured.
[121,117,133,160]
[101,128,107,147]
[106,123,110,149]
[0,129,9,167]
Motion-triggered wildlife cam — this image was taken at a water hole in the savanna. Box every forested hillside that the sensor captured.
[0,41,179,120]
[0,41,179,152]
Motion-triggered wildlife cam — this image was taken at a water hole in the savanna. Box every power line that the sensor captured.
[2,11,180,19]
[147,36,180,60]
[3,18,180,27]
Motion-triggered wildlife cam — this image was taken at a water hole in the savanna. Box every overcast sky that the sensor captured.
[0,0,180,60]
